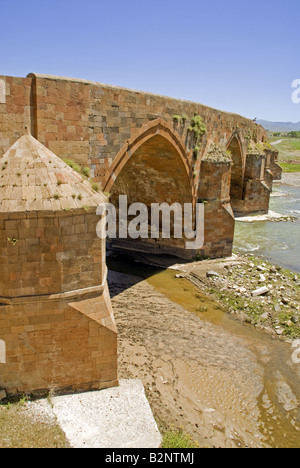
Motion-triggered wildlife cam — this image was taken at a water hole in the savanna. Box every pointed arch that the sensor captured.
[226,132,245,201]
[103,118,192,192]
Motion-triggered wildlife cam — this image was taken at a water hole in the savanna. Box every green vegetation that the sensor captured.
[63,158,81,173]
[268,135,300,161]
[287,131,300,138]
[279,162,300,172]
[204,143,232,163]
[173,114,183,123]
[63,158,103,193]
[188,114,207,160]
[162,427,200,448]
[173,114,188,125]
[205,255,300,339]
[188,114,206,141]
[7,237,18,246]
[247,141,266,156]
[0,397,68,448]
[91,181,101,192]
[82,166,90,178]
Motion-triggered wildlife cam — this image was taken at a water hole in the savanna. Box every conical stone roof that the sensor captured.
[0,133,106,213]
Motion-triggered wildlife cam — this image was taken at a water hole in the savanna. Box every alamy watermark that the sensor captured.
[0,339,6,364]
[291,79,300,104]
[96,195,205,250]
[292,339,300,364]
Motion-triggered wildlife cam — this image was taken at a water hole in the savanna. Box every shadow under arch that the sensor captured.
[104,119,195,260]
[103,118,192,193]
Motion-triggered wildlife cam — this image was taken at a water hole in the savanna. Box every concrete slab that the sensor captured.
[50,379,162,448]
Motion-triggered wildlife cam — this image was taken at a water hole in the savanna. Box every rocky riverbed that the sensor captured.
[176,254,300,340]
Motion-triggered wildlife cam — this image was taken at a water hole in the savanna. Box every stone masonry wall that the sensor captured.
[0,76,32,155]
[0,73,267,189]
[0,209,105,298]
[0,288,118,396]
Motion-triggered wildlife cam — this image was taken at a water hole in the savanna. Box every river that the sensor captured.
[234,182,300,274]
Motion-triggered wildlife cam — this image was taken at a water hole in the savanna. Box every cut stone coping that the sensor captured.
[29,379,162,449]
[0,267,108,305]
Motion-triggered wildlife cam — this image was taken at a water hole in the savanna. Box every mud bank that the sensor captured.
[108,254,300,448]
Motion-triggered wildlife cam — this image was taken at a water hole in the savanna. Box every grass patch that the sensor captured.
[279,162,300,172]
[162,427,200,448]
[0,398,68,448]
[271,138,300,161]
[63,158,81,173]
[82,167,90,178]
[91,181,101,192]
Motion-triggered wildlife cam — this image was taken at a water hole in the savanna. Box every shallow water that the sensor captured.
[148,269,300,448]
[108,255,300,448]
[234,184,300,273]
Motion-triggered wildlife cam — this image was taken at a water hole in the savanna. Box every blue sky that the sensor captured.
[1,0,299,121]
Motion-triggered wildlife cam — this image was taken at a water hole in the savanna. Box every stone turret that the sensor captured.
[0,133,118,396]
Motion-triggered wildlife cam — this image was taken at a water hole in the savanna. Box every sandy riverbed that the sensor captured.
[109,269,265,448]
[108,254,300,449]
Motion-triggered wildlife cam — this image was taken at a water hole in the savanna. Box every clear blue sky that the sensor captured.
[1,0,300,122]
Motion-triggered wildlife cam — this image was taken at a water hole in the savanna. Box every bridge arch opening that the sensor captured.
[107,132,193,259]
[227,135,244,202]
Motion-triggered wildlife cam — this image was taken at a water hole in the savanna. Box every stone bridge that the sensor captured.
[0,73,281,260]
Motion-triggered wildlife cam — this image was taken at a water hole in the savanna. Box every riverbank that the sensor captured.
[109,268,266,448]
[168,254,300,340]
[277,172,300,187]
[108,253,300,448]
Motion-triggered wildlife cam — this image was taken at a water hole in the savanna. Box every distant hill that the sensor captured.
[257,120,300,132]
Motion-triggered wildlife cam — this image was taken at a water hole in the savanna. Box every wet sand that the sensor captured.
[109,270,270,448]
